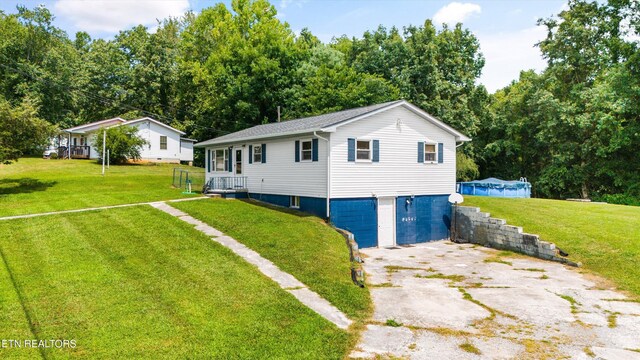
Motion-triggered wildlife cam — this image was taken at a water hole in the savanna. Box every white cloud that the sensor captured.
[477,26,547,92]
[433,2,481,26]
[54,0,189,33]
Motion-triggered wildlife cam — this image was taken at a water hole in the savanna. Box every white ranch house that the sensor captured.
[196,100,470,248]
[60,117,195,163]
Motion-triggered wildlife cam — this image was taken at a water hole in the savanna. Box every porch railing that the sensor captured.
[57,145,91,159]
[205,176,248,191]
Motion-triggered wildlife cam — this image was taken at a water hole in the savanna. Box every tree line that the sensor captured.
[0,0,638,204]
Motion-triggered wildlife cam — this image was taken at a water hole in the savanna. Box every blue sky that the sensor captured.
[0,0,568,92]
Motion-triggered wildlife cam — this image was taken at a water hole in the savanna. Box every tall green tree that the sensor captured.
[178,0,299,140]
[0,96,57,164]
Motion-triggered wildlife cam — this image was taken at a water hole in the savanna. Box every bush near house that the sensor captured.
[93,126,147,164]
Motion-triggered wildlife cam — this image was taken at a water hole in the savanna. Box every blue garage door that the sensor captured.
[396,195,450,245]
[330,198,378,248]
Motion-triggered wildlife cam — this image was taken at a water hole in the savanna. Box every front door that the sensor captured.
[377,197,396,247]
[235,149,242,175]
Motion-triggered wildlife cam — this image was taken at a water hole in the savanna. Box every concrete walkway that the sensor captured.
[149,201,352,330]
[0,197,207,221]
[352,241,640,359]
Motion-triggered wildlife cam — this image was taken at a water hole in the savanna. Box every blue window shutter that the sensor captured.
[312,139,318,162]
[372,140,380,162]
[418,142,424,163]
[295,140,300,162]
[207,149,211,172]
[248,145,253,164]
[347,138,355,162]
[438,143,444,163]
[261,143,266,163]
[228,147,233,172]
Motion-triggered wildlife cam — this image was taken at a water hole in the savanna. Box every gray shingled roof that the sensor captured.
[195,100,404,146]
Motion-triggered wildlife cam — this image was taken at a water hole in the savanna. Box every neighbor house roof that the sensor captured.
[195,100,470,147]
[64,117,127,133]
[63,117,185,135]
[124,117,186,135]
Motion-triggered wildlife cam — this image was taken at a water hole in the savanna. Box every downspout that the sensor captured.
[314,131,330,219]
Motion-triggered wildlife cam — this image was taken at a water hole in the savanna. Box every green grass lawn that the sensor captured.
[0,157,201,217]
[172,199,372,323]
[0,206,348,359]
[463,196,640,299]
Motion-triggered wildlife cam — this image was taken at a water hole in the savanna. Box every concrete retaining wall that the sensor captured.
[453,206,579,267]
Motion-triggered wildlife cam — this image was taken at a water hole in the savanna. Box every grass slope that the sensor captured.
[463,196,640,298]
[172,199,372,322]
[0,206,347,359]
[0,158,200,217]
[0,251,41,359]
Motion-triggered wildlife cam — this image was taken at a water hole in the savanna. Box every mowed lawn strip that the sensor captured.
[0,206,348,359]
[0,252,41,359]
[172,199,372,322]
[0,158,200,217]
[464,196,640,299]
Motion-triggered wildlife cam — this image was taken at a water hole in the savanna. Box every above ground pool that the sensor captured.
[457,177,531,198]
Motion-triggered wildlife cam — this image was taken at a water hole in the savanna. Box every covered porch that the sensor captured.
[57,130,92,159]
[57,145,91,159]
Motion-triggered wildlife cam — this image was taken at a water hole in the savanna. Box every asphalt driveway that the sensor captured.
[351,241,640,359]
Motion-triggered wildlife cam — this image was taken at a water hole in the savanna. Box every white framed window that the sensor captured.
[211,148,229,172]
[424,142,437,163]
[160,136,167,150]
[290,195,300,209]
[356,139,371,161]
[214,149,229,172]
[253,144,262,163]
[300,140,312,161]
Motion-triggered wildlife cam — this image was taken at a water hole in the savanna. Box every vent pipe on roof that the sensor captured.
[277,106,281,122]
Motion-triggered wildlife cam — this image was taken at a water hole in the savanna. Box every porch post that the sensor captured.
[68,133,71,159]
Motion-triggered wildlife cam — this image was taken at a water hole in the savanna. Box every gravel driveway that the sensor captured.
[351,241,640,359]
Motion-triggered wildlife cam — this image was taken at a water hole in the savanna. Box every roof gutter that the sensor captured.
[195,128,335,148]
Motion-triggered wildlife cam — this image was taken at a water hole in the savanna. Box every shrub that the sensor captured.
[456,152,480,182]
[593,193,640,207]
[49,152,58,160]
[93,126,147,164]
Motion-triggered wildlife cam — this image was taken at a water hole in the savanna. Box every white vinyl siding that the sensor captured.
[179,140,194,161]
[205,134,328,198]
[134,121,182,161]
[81,120,186,162]
[330,106,456,198]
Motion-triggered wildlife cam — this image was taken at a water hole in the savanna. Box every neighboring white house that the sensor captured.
[195,100,470,248]
[60,117,195,163]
